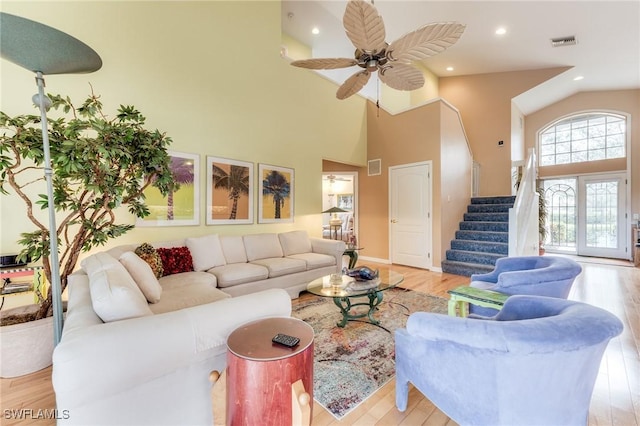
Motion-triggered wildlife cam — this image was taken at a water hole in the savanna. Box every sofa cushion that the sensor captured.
[158,271,217,290]
[243,233,284,261]
[134,243,164,278]
[287,253,336,270]
[208,263,269,288]
[81,252,152,322]
[186,234,226,271]
[119,251,162,303]
[157,247,194,276]
[251,257,306,278]
[220,235,248,264]
[278,230,312,256]
[148,286,230,315]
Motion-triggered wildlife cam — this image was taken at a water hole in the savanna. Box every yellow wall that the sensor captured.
[0,1,367,255]
[525,89,640,216]
[439,67,570,196]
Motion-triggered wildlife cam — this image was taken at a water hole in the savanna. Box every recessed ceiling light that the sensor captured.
[446,66,454,71]
[311,27,320,35]
[573,76,584,81]
[495,27,507,35]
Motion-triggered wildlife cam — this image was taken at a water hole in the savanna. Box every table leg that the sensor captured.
[448,297,457,316]
[344,250,358,269]
[333,291,385,327]
[333,297,352,328]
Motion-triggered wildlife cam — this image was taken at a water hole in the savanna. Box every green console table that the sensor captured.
[447,285,509,317]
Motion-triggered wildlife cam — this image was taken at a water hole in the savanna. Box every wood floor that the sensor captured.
[1,261,638,426]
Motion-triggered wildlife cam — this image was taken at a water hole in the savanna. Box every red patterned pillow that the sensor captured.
[156,247,194,276]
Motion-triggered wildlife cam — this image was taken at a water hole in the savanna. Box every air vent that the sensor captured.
[551,35,577,47]
[368,159,381,176]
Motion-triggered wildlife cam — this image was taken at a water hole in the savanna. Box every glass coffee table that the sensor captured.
[307,271,404,327]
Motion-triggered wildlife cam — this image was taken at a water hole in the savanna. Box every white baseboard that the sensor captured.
[358,256,390,264]
[358,256,443,273]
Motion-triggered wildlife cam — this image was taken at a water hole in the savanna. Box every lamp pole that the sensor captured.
[34,71,64,344]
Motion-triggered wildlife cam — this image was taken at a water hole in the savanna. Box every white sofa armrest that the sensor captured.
[53,288,291,420]
[310,237,346,272]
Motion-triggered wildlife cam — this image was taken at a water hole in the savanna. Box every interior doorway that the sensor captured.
[321,172,358,245]
[389,161,432,269]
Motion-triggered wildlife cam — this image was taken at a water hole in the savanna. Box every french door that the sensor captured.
[544,173,627,259]
[577,173,627,258]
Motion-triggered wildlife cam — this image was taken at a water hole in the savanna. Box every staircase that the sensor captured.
[441,196,515,276]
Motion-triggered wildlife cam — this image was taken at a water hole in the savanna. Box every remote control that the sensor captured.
[272,333,300,348]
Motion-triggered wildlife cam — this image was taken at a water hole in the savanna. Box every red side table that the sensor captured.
[226,317,314,426]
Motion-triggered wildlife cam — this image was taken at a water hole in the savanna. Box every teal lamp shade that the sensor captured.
[0,12,102,74]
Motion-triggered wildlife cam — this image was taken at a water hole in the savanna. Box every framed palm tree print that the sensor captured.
[258,163,294,223]
[136,151,200,227]
[206,156,254,225]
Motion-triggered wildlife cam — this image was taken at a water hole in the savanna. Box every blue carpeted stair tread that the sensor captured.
[451,239,508,255]
[470,196,515,205]
[441,260,495,276]
[460,221,509,232]
[443,195,514,277]
[455,230,508,243]
[463,212,509,222]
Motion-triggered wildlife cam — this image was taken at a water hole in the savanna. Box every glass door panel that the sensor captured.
[577,173,627,258]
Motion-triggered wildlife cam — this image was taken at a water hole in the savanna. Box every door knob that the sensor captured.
[391,219,397,223]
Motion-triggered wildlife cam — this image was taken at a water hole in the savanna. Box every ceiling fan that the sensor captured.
[290,0,465,100]
[323,174,351,183]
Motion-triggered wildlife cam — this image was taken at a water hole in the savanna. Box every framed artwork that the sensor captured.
[206,156,254,225]
[258,163,294,223]
[136,150,200,227]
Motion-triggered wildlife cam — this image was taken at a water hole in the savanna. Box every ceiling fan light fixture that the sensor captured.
[290,0,465,100]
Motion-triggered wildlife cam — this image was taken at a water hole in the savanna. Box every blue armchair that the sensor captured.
[469,255,582,316]
[395,295,623,426]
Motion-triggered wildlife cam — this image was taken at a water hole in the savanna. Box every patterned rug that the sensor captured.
[291,287,448,419]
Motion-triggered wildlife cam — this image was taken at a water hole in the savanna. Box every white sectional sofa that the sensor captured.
[52,230,345,425]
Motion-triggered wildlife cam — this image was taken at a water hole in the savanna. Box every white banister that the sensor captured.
[509,148,539,256]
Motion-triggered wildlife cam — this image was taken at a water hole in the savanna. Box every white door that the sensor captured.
[577,173,627,258]
[389,162,432,268]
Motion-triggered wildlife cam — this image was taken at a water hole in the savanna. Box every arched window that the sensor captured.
[539,113,626,166]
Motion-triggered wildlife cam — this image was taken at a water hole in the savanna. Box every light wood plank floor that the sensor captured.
[1,261,638,426]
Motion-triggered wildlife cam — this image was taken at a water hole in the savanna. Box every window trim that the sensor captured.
[537,110,629,167]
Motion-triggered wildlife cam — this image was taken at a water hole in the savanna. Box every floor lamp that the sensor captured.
[0,12,102,345]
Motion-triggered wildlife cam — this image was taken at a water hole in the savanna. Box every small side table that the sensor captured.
[226,317,314,426]
[447,285,509,317]
[343,247,363,269]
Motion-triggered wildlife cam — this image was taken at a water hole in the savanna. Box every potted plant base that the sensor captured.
[0,305,54,378]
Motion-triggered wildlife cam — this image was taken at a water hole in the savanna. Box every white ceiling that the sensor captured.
[281,1,640,114]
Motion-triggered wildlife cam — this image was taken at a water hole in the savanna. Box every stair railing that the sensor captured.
[509,148,539,256]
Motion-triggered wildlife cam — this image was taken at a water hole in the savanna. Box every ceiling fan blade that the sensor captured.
[379,63,425,91]
[343,0,387,53]
[387,22,466,63]
[336,70,371,100]
[290,58,358,70]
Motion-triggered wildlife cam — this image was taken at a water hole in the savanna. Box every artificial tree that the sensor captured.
[0,90,176,323]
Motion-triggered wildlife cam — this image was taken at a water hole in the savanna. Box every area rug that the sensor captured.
[291,287,448,419]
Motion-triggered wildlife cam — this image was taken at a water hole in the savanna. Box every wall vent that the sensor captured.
[550,35,577,47]
[368,159,382,176]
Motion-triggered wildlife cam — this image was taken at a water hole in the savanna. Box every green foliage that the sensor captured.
[0,89,176,319]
